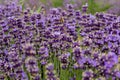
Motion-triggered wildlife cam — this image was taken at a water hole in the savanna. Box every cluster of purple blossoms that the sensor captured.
[38,46,49,65]
[45,63,59,80]
[59,52,70,69]
[0,0,120,80]
[23,43,40,80]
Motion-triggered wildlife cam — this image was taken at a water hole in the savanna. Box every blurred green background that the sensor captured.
[0,0,120,15]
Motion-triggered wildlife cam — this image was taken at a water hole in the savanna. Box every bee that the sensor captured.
[41,6,46,15]
[60,17,64,23]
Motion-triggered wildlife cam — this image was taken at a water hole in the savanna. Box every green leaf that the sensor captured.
[75,69,83,80]
[87,0,111,14]
[88,0,99,14]
[40,0,47,4]
[37,7,42,13]
[19,0,25,10]
[98,5,111,12]
[52,0,63,7]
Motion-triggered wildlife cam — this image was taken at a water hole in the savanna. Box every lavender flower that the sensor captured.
[1,1,120,80]
[45,63,60,80]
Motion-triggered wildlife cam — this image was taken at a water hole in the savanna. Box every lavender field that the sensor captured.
[0,0,120,80]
